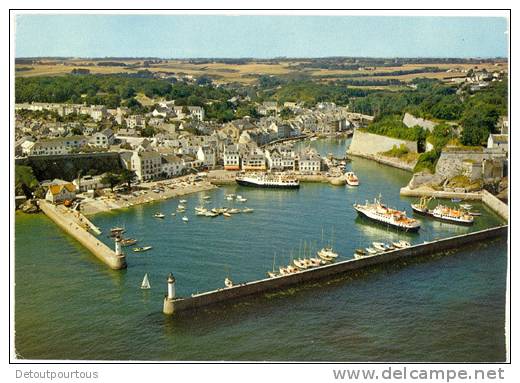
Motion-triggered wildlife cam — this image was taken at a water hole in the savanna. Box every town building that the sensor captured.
[130,150,162,181]
[45,179,76,204]
[223,144,241,170]
[90,128,115,147]
[29,136,88,156]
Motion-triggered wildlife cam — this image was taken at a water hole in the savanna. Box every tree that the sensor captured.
[15,165,39,198]
[119,169,137,188]
[100,172,120,191]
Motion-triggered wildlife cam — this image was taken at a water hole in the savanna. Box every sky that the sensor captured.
[15,15,508,58]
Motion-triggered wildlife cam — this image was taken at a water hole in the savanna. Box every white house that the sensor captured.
[29,136,88,156]
[130,150,162,181]
[196,145,217,168]
[72,175,110,192]
[487,134,509,154]
[298,153,321,174]
[90,128,115,147]
[223,145,241,170]
[161,155,185,178]
[45,180,76,203]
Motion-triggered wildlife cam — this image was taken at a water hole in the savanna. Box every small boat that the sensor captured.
[176,208,186,213]
[236,195,247,202]
[228,208,240,214]
[317,251,335,262]
[398,240,411,248]
[196,211,206,216]
[355,248,368,256]
[365,247,379,255]
[180,199,187,204]
[345,171,359,186]
[286,265,299,274]
[110,227,125,237]
[309,258,322,267]
[171,212,176,216]
[177,204,186,209]
[451,198,462,203]
[242,207,254,213]
[279,267,289,276]
[154,213,165,218]
[134,246,153,253]
[372,242,387,252]
[317,246,339,259]
[140,273,151,289]
[460,203,473,210]
[203,196,211,200]
[224,278,233,288]
[120,238,138,246]
[267,271,278,278]
[182,216,189,222]
[223,212,231,218]
[204,211,218,217]
[293,259,307,270]
[469,211,482,216]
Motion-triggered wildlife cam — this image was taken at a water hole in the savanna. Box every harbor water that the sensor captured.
[15,138,508,361]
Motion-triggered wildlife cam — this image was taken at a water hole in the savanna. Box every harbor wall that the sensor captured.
[39,200,127,270]
[482,189,509,221]
[165,225,507,314]
[16,152,122,182]
[348,130,418,156]
[399,186,482,200]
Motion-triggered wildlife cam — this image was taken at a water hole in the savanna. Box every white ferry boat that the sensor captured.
[353,196,421,232]
[411,197,474,225]
[235,173,300,189]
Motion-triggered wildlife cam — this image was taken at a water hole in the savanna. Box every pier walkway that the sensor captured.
[39,200,127,270]
[163,225,507,315]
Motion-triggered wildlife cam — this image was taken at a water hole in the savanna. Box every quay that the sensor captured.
[163,225,507,315]
[38,200,127,270]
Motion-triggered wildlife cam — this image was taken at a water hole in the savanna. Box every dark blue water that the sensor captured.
[15,138,508,361]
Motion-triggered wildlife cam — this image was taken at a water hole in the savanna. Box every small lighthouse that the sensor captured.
[163,272,176,315]
[167,272,176,299]
[114,236,123,256]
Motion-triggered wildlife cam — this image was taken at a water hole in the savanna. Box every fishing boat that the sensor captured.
[393,240,411,248]
[317,251,335,262]
[140,273,151,289]
[354,195,421,232]
[182,216,189,222]
[133,246,152,253]
[411,196,433,215]
[355,248,368,256]
[235,173,300,189]
[317,246,339,259]
[224,278,233,288]
[242,207,254,213]
[120,238,138,247]
[293,259,307,270]
[372,242,387,252]
[154,212,165,218]
[309,258,322,267]
[110,227,125,237]
[345,171,359,186]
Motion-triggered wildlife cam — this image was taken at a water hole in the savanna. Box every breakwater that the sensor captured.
[38,200,126,270]
[163,225,507,315]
